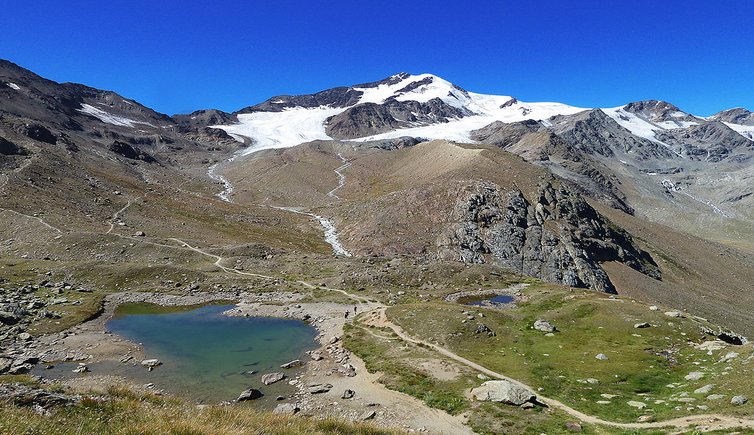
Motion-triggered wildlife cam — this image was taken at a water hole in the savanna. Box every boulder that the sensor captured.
[731,395,748,405]
[72,364,89,373]
[8,363,32,375]
[360,410,376,420]
[595,353,608,361]
[261,372,286,385]
[471,380,536,405]
[273,403,299,415]
[475,323,495,336]
[533,319,556,333]
[684,371,704,381]
[338,364,356,377]
[694,384,714,395]
[310,351,323,361]
[634,322,651,329]
[307,383,333,394]
[342,389,355,399]
[719,352,739,363]
[280,359,303,369]
[141,359,161,369]
[627,401,646,409]
[565,421,582,432]
[236,388,262,402]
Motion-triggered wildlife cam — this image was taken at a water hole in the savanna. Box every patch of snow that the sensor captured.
[723,122,754,140]
[602,107,663,142]
[212,106,343,155]
[78,103,153,128]
[6,82,20,90]
[352,97,585,143]
[601,107,684,157]
[355,73,472,109]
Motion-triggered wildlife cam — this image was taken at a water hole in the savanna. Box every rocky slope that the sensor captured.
[439,180,659,293]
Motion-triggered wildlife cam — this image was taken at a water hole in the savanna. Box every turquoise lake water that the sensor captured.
[38,303,318,405]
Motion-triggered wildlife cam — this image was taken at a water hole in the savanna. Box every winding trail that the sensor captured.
[0,155,64,234]
[106,200,132,234]
[359,306,754,432]
[166,237,274,280]
[0,208,63,234]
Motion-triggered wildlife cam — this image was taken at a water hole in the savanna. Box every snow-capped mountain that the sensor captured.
[210,72,754,158]
[211,73,586,154]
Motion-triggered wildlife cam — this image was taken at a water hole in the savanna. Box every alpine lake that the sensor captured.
[36,303,319,406]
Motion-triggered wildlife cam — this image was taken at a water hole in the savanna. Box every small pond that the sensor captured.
[457,293,515,307]
[37,303,318,405]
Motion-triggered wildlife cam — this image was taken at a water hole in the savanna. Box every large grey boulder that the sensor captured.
[307,383,333,394]
[261,372,286,385]
[533,319,556,333]
[471,380,536,405]
[731,395,748,405]
[273,403,299,415]
[236,388,262,402]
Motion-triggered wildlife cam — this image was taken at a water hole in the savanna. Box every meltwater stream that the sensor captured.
[39,303,318,405]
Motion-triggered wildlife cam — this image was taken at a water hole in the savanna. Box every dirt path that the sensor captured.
[106,200,132,234]
[166,237,275,279]
[362,307,754,431]
[0,207,64,234]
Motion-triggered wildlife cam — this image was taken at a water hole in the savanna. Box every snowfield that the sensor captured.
[212,73,585,151]
[78,103,154,128]
[210,72,754,154]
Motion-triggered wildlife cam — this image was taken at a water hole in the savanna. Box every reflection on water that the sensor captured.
[37,303,318,406]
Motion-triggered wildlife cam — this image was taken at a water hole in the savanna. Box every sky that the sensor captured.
[2,0,753,116]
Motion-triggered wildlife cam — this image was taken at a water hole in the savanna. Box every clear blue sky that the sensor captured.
[2,0,753,116]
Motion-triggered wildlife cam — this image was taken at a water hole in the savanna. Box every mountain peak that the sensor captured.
[712,107,754,126]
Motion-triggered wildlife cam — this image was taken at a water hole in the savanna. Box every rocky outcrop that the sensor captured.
[108,141,157,163]
[0,383,80,409]
[0,136,26,155]
[712,108,754,126]
[439,180,660,293]
[172,109,235,127]
[623,100,701,126]
[549,109,676,160]
[353,136,422,151]
[655,121,753,162]
[326,98,471,139]
[472,121,635,213]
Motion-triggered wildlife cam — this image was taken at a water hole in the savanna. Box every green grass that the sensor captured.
[387,284,754,424]
[343,323,472,414]
[0,386,396,435]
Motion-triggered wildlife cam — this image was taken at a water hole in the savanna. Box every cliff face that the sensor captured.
[439,180,660,293]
